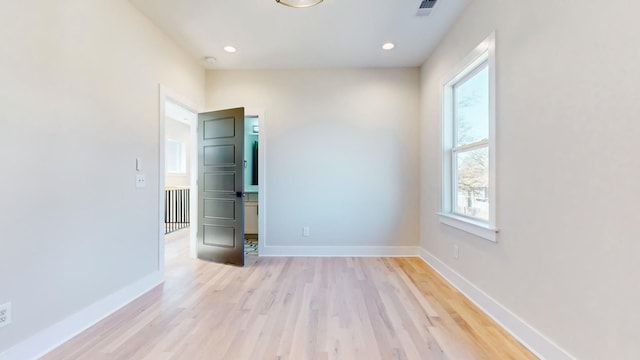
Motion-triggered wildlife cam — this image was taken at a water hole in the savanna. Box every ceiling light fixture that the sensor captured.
[223,46,237,53]
[275,0,323,8]
[205,56,217,64]
[382,42,395,50]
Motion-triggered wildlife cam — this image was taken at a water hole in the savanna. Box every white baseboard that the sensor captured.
[0,272,164,360]
[418,248,575,360]
[260,245,419,257]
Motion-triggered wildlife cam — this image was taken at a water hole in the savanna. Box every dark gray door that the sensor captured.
[197,108,245,266]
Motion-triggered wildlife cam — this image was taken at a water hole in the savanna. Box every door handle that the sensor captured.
[236,191,244,198]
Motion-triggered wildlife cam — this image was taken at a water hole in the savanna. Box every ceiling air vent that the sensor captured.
[416,0,437,16]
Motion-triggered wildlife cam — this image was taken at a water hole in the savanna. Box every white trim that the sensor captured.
[260,245,419,257]
[418,248,576,360]
[441,32,497,238]
[0,272,163,360]
[443,33,494,84]
[158,85,200,265]
[438,212,498,242]
[487,32,497,228]
[452,139,488,153]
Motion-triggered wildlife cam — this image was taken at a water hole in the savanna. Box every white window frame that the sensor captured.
[166,138,187,174]
[439,33,498,242]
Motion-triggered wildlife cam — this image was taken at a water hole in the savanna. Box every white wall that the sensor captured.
[165,117,191,188]
[420,0,640,358]
[207,69,420,251]
[0,0,204,353]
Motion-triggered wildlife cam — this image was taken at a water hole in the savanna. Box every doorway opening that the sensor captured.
[244,116,259,256]
[162,98,197,262]
[164,101,194,234]
[158,87,267,270]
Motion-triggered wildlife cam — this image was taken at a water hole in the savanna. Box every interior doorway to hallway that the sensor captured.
[163,98,196,260]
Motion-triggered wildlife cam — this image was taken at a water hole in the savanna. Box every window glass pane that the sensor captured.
[454,64,489,146]
[167,139,186,173]
[455,147,489,220]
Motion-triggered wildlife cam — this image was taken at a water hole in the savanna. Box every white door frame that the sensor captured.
[158,85,267,273]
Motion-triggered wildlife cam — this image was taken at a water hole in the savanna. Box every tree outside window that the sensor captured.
[452,63,489,220]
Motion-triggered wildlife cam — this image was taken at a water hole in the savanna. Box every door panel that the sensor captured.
[197,108,244,266]
[203,198,236,220]
[202,225,235,247]
[204,117,235,138]
[203,145,235,166]
[203,172,235,192]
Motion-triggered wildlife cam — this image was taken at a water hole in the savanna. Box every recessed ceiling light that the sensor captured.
[204,56,217,64]
[276,0,323,8]
[382,42,395,50]
[223,46,237,53]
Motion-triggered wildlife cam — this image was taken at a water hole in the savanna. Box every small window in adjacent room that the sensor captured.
[439,33,497,242]
[166,139,186,174]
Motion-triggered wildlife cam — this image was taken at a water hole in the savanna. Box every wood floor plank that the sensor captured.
[42,231,537,360]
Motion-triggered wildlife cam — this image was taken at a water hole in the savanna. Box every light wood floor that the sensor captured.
[43,230,536,359]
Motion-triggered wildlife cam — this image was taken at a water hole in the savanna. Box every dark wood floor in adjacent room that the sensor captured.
[43,230,536,359]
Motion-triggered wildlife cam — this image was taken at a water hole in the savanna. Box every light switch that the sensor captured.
[136,175,146,188]
[136,158,143,171]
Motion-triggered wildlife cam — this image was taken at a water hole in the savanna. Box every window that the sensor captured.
[166,139,186,174]
[440,33,497,241]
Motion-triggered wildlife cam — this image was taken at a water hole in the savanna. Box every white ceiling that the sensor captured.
[129,0,470,69]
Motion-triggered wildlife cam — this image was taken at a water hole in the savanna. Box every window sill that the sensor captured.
[437,213,498,242]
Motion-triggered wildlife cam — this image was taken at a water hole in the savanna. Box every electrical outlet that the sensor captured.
[0,302,11,328]
[135,174,146,188]
[453,245,459,259]
[302,226,310,237]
